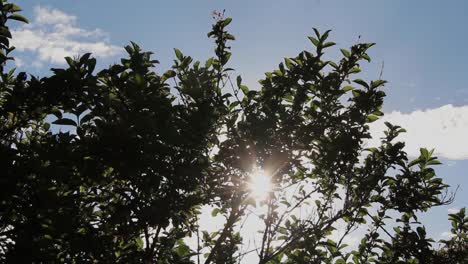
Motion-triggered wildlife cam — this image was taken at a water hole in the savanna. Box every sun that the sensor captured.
[248,168,272,201]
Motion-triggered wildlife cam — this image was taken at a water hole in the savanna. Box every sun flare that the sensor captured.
[248,168,272,201]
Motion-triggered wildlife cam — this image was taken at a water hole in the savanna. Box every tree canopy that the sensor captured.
[0,2,466,263]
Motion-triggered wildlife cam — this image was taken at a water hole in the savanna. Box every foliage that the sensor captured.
[0,1,465,263]
[433,208,468,263]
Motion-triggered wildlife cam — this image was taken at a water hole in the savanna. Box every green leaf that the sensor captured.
[335,258,346,264]
[124,44,134,55]
[174,48,183,61]
[51,108,62,119]
[408,158,422,168]
[53,118,77,126]
[315,200,321,208]
[211,208,221,217]
[342,86,354,92]
[222,17,233,27]
[240,85,249,95]
[427,159,442,166]
[366,115,379,123]
[308,36,320,47]
[4,3,22,12]
[88,58,96,73]
[349,67,361,74]
[340,48,350,58]
[312,28,321,39]
[176,242,190,256]
[371,80,387,88]
[353,79,369,89]
[236,75,242,87]
[163,70,176,79]
[365,147,378,153]
[0,27,12,38]
[79,53,92,63]
[8,14,29,24]
[362,53,371,62]
[366,43,376,49]
[229,101,240,110]
[80,114,94,124]
[65,57,75,67]
[420,148,429,159]
[225,33,235,40]
[205,57,214,68]
[136,238,143,248]
[372,110,384,116]
[284,58,293,69]
[329,61,338,69]
[322,42,336,48]
[321,29,332,41]
[352,90,361,97]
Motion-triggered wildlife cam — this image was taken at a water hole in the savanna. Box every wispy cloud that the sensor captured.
[368,104,468,160]
[448,207,460,214]
[440,231,455,240]
[11,6,120,66]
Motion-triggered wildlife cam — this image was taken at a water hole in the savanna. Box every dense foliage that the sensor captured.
[0,2,466,263]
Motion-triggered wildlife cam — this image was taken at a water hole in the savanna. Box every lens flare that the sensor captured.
[248,168,272,201]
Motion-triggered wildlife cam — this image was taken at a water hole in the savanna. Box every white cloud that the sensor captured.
[446,160,457,167]
[440,231,454,240]
[368,104,468,160]
[448,207,460,214]
[14,57,24,67]
[11,6,120,65]
[34,6,77,25]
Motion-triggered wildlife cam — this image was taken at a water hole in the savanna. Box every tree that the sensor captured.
[433,208,468,263]
[0,1,466,263]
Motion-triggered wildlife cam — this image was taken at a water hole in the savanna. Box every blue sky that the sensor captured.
[9,0,468,253]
